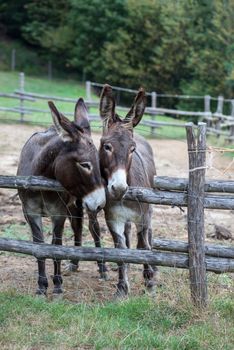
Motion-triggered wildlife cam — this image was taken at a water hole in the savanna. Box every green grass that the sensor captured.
[0,70,91,125]
[0,70,187,138]
[0,291,233,350]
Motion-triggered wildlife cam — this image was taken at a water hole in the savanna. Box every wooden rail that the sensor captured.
[1,73,234,141]
[1,175,234,210]
[0,238,233,273]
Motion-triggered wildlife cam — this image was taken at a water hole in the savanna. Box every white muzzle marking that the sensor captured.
[83,187,106,212]
[108,168,128,198]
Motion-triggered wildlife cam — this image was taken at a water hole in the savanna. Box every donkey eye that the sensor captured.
[103,143,112,152]
[79,162,92,171]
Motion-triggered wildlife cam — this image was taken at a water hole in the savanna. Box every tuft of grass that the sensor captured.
[0,223,30,241]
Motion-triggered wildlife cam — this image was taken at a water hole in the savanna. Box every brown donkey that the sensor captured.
[17,99,106,296]
[98,85,157,297]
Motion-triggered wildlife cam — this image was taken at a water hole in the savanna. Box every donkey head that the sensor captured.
[99,84,146,198]
[48,99,106,212]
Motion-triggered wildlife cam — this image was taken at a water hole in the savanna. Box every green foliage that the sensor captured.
[100,1,189,92]
[0,0,233,98]
[0,0,28,38]
[180,0,234,98]
[21,0,71,51]
[67,0,126,78]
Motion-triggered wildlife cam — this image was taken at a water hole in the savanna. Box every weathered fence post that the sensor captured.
[19,72,25,122]
[213,95,224,137]
[11,49,16,71]
[204,95,211,127]
[151,91,157,109]
[86,81,92,101]
[229,99,234,142]
[186,122,208,307]
[150,91,157,137]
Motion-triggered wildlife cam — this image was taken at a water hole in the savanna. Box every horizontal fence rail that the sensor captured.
[0,73,234,141]
[0,238,233,273]
[154,176,234,193]
[1,175,234,210]
[152,239,234,259]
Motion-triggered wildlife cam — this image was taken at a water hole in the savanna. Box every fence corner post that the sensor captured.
[186,122,208,307]
[19,72,25,122]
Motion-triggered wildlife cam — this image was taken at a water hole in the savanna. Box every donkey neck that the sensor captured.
[33,135,68,179]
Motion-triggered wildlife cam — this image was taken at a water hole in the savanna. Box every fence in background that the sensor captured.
[89,81,234,142]
[0,73,234,142]
[0,123,233,307]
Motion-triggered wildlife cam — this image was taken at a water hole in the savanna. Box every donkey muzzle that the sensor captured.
[83,187,106,212]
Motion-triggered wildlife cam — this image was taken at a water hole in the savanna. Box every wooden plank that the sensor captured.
[146,107,207,117]
[0,175,64,192]
[124,187,234,210]
[142,119,186,128]
[207,127,229,136]
[186,122,207,307]
[0,175,234,210]
[152,239,234,259]
[0,93,35,101]
[15,90,99,108]
[154,176,234,193]
[0,238,233,273]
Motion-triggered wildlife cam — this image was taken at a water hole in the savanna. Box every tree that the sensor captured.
[99,0,189,93]
[180,0,234,97]
[0,0,29,38]
[67,0,126,79]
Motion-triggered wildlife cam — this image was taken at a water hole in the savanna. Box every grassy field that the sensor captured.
[0,70,233,349]
[0,286,233,349]
[0,70,187,139]
[0,223,233,349]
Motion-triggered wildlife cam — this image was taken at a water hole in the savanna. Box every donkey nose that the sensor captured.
[97,205,103,212]
[111,184,127,198]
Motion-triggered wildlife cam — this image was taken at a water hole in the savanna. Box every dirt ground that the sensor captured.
[0,124,233,301]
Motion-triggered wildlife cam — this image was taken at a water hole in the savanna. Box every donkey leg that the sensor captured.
[25,213,48,296]
[51,216,66,295]
[67,200,83,271]
[107,220,129,297]
[88,212,108,279]
[124,220,131,249]
[136,223,156,291]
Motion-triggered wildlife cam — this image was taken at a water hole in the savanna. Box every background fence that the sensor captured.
[0,123,233,307]
[0,73,234,142]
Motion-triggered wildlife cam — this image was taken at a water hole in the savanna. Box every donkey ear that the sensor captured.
[48,101,73,142]
[99,84,116,130]
[74,98,91,135]
[124,88,147,128]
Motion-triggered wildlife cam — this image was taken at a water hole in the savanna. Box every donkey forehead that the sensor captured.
[70,135,97,156]
[101,125,134,146]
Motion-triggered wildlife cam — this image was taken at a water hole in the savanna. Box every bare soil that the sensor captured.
[0,124,233,302]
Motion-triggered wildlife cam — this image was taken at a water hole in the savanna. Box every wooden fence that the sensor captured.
[90,81,234,142]
[0,73,234,142]
[0,123,233,307]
